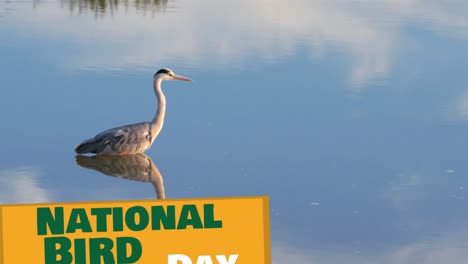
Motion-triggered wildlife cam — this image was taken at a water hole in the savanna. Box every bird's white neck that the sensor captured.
[151,77,166,141]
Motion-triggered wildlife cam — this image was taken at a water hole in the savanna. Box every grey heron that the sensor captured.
[75,68,192,155]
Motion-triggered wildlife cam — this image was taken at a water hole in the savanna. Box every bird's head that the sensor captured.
[153,68,192,82]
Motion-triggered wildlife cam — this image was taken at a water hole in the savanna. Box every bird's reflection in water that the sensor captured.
[76,154,165,199]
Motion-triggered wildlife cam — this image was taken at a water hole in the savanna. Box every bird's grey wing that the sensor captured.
[77,122,152,154]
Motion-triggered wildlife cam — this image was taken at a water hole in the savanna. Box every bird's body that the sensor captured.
[75,68,191,155]
[75,122,155,155]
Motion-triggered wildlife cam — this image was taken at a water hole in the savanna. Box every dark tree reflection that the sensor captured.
[60,0,169,16]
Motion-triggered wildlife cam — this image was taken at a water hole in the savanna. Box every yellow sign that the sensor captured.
[0,196,270,264]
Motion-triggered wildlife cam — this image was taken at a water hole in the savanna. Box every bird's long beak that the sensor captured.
[173,74,192,82]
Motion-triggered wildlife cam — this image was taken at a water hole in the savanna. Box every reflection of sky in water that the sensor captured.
[2,0,468,263]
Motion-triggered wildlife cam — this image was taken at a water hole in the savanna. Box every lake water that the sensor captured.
[2,0,468,263]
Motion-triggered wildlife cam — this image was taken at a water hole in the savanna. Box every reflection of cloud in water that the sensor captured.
[272,245,316,264]
[11,0,468,88]
[382,169,464,210]
[440,90,468,120]
[382,172,428,210]
[274,226,468,263]
[0,167,51,204]
[452,92,468,120]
